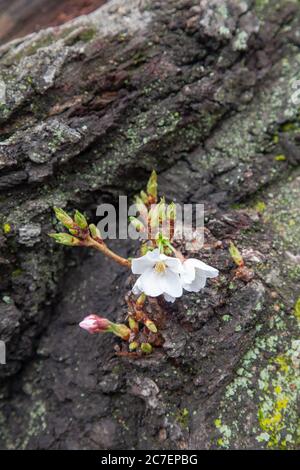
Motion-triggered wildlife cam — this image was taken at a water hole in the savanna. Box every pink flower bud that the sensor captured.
[79,315,111,334]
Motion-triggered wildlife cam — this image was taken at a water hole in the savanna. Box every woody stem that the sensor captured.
[86,236,131,268]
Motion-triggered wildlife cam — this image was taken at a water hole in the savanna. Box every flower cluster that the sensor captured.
[132,248,218,303]
[50,171,218,356]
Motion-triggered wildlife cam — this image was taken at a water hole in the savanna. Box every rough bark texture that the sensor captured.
[0,0,299,450]
[0,0,107,45]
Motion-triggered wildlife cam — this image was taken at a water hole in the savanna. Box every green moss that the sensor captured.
[77,28,97,43]
[175,408,190,429]
[280,122,300,133]
[65,27,97,46]
[11,268,23,277]
[6,31,62,62]
[255,0,270,8]
[222,315,231,322]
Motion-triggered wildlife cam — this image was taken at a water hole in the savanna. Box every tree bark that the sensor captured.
[0,0,107,45]
[0,0,299,450]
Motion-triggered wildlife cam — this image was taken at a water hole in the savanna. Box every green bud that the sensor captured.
[110,323,131,341]
[129,216,145,233]
[49,233,80,246]
[129,317,139,332]
[136,293,146,306]
[148,204,160,229]
[134,196,148,221]
[129,341,139,352]
[229,242,244,267]
[147,170,158,201]
[145,319,157,333]
[158,198,166,222]
[140,243,149,256]
[74,210,88,229]
[89,224,102,240]
[140,190,149,204]
[54,207,74,229]
[141,342,152,354]
[135,195,144,207]
[167,202,176,221]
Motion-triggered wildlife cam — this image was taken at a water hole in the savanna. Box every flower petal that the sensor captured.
[131,249,162,274]
[132,280,142,295]
[161,270,183,298]
[164,256,184,274]
[184,258,219,278]
[183,271,207,292]
[147,248,161,261]
[180,263,196,284]
[164,293,176,303]
[131,256,153,274]
[137,268,164,297]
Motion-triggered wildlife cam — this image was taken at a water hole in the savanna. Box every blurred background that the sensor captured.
[0,0,107,45]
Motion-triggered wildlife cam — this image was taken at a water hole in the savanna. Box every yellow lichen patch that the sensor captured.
[258,406,285,448]
[274,385,282,395]
[274,154,286,161]
[214,418,222,428]
[276,397,289,411]
[257,344,300,449]
[260,410,282,431]
[274,355,289,373]
[294,298,300,321]
[3,223,11,234]
[254,201,266,214]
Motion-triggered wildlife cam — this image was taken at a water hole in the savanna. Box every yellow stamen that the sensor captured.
[154,261,167,274]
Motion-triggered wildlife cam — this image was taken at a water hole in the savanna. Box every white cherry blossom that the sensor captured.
[131,249,183,300]
[180,258,218,292]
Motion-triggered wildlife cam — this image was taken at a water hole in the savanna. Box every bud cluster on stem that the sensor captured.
[79,315,130,340]
[49,208,130,268]
[49,169,219,356]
